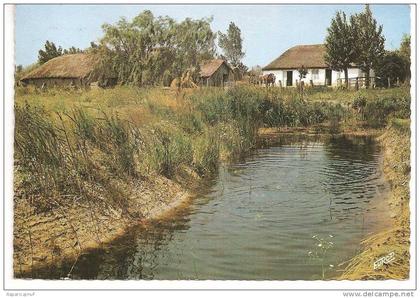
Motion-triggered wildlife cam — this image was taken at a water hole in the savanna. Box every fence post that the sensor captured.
[388,77,391,88]
[310,80,314,88]
[355,78,359,91]
[397,77,400,86]
[279,80,282,89]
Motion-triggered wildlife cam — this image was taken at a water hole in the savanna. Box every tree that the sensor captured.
[38,40,63,64]
[98,10,216,86]
[236,62,248,75]
[172,16,216,82]
[297,65,308,95]
[375,51,407,87]
[249,65,262,76]
[352,5,385,88]
[63,46,83,54]
[400,34,410,61]
[218,22,245,68]
[399,34,411,82]
[297,65,308,80]
[325,11,358,88]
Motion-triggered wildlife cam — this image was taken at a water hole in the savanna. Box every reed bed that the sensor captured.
[13,85,411,279]
[14,85,410,213]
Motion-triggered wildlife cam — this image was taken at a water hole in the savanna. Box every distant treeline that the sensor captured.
[17,11,248,87]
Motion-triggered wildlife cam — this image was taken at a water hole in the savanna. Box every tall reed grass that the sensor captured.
[14,85,410,213]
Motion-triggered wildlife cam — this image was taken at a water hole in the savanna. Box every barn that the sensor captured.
[199,59,234,87]
[262,44,374,87]
[20,53,117,88]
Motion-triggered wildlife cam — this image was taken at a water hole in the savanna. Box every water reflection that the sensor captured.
[23,135,389,280]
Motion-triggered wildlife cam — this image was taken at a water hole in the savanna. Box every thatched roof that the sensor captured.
[200,59,232,78]
[263,44,329,70]
[21,53,110,80]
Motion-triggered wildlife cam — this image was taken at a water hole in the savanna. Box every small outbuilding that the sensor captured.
[20,53,117,88]
[199,59,234,87]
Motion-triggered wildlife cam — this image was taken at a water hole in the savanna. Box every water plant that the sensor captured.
[308,234,335,279]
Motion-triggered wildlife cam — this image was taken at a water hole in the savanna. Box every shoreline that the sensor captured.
[14,124,410,280]
[339,121,411,280]
[13,175,194,277]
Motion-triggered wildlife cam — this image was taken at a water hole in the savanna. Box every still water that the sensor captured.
[33,134,390,280]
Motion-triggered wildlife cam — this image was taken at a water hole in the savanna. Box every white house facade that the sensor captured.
[262,44,374,87]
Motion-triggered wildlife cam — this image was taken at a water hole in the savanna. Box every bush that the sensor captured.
[351,93,410,127]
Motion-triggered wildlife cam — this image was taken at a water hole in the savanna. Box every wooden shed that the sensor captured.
[20,53,117,88]
[199,59,234,87]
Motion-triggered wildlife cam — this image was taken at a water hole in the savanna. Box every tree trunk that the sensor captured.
[365,67,370,89]
[344,68,349,89]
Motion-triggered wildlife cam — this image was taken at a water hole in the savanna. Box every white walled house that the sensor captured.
[262,44,374,87]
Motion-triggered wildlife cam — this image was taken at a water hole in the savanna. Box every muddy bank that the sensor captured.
[13,174,191,277]
[340,120,411,280]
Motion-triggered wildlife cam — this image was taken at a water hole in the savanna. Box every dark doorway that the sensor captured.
[286,71,293,86]
[325,69,332,86]
[222,73,228,87]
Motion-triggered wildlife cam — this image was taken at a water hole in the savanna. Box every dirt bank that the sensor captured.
[340,120,411,280]
[13,174,192,277]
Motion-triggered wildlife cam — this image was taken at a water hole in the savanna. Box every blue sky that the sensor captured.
[15,4,411,67]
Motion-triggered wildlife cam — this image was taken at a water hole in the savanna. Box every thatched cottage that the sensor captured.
[199,59,234,87]
[262,44,374,87]
[20,53,117,88]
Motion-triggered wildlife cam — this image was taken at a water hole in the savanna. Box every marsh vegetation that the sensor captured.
[13,85,411,279]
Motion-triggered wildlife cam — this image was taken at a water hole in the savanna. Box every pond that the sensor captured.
[29,134,390,280]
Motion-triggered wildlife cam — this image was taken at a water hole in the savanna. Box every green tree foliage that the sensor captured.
[399,34,411,81]
[297,65,308,80]
[325,11,358,88]
[38,41,85,64]
[218,22,245,68]
[375,34,411,87]
[63,46,83,54]
[98,10,216,86]
[352,5,385,88]
[375,51,408,87]
[236,62,248,75]
[400,34,410,61]
[38,40,63,64]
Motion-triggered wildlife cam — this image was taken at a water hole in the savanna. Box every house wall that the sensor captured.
[202,64,234,87]
[21,78,86,88]
[263,68,374,87]
[21,77,118,88]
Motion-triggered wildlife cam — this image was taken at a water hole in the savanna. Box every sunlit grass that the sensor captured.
[14,85,410,213]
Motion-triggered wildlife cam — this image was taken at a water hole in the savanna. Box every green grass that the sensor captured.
[14,85,410,213]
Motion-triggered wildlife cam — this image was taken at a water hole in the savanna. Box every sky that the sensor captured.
[15,4,411,67]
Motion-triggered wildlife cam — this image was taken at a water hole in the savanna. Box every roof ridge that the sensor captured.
[262,44,328,71]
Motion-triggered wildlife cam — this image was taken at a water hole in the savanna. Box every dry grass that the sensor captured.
[340,119,411,280]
